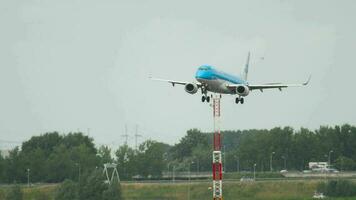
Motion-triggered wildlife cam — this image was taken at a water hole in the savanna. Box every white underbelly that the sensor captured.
[197,78,232,94]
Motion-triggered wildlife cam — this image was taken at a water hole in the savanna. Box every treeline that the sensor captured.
[0,132,169,183]
[0,133,99,183]
[1,124,356,183]
[167,124,356,173]
[223,124,356,172]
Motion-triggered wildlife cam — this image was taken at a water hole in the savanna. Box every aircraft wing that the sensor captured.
[150,77,201,87]
[228,76,311,91]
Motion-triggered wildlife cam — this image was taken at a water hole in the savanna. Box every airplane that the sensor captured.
[151,52,310,104]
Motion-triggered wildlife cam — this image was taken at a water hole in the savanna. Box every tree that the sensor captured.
[55,170,122,200]
[80,170,107,200]
[46,144,76,182]
[138,140,169,177]
[62,133,97,155]
[115,144,136,180]
[98,146,113,165]
[0,154,4,183]
[22,148,47,182]
[5,132,100,183]
[3,124,356,184]
[55,179,79,200]
[21,132,62,156]
[191,144,211,172]
[3,147,25,183]
[102,180,122,200]
[334,156,356,171]
[171,129,209,160]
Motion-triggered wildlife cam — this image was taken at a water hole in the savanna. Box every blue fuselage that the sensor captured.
[195,65,246,94]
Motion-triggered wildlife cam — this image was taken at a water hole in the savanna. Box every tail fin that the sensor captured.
[242,52,250,81]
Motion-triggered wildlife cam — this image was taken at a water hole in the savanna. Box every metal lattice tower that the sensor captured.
[122,124,129,145]
[212,96,223,200]
[103,163,120,184]
[135,125,142,151]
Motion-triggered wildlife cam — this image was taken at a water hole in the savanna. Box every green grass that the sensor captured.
[23,185,56,200]
[122,181,317,200]
[1,181,356,200]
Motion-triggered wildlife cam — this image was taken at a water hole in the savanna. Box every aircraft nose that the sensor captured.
[195,70,212,79]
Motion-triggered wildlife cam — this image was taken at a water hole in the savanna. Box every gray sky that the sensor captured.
[1,0,356,149]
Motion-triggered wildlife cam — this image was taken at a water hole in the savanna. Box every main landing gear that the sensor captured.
[200,86,211,103]
[202,95,211,103]
[235,97,244,104]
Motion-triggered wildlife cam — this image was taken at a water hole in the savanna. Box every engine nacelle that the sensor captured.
[236,85,250,96]
[184,83,199,94]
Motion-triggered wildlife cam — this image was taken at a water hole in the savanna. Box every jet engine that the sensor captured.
[236,85,250,96]
[184,83,199,94]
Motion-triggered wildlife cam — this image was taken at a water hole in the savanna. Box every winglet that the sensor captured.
[303,75,312,86]
[242,52,250,81]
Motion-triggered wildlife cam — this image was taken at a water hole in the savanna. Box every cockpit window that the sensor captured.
[199,65,213,71]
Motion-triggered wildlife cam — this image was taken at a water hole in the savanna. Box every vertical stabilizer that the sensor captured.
[242,52,250,81]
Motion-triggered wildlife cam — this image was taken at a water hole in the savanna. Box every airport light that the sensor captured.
[223,145,226,172]
[270,152,275,172]
[196,158,200,174]
[235,155,240,172]
[188,161,194,200]
[27,168,30,187]
[167,163,173,181]
[173,166,175,182]
[328,150,333,166]
[253,163,257,181]
[189,161,193,182]
[341,156,345,172]
[75,163,81,182]
[282,156,287,170]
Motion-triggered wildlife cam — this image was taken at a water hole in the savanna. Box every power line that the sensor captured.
[134,125,142,151]
[0,139,22,144]
[121,124,129,145]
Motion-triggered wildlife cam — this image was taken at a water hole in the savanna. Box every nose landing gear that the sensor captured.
[235,97,244,104]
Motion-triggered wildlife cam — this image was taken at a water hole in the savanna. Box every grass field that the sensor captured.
[121,181,340,200]
[1,180,356,200]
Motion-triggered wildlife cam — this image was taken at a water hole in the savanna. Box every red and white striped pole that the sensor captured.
[212,96,223,200]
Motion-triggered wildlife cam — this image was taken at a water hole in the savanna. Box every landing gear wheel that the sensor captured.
[202,96,206,102]
[235,97,240,104]
[240,98,244,104]
[206,96,210,103]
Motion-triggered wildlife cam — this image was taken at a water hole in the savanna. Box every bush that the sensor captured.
[55,179,79,200]
[80,170,107,200]
[102,180,123,200]
[6,185,23,200]
[55,170,123,200]
[317,180,356,197]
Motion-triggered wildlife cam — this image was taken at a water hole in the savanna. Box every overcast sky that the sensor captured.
[1,0,356,149]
